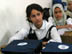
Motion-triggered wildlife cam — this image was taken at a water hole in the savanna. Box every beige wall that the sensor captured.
[0,0,52,46]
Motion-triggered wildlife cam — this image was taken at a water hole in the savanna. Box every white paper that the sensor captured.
[17,42,28,46]
[58,44,69,50]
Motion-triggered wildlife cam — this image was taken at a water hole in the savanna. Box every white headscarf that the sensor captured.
[67,0,72,5]
[66,0,72,18]
[53,4,67,26]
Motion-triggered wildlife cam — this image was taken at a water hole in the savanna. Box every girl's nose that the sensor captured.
[35,16,39,20]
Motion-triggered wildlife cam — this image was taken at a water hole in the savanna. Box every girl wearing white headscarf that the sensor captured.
[48,4,72,35]
[66,0,72,18]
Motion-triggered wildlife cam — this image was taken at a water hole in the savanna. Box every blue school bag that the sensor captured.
[53,0,62,5]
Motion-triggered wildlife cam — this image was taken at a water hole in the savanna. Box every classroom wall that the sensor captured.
[0,0,52,46]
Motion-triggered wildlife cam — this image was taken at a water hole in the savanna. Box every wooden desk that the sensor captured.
[0,52,1,54]
[0,45,6,54]
[61,31,72,44]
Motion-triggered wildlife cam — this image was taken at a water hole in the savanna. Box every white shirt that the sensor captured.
[8,20,62,43]
[48,17,72,25]
[48,17,72,35]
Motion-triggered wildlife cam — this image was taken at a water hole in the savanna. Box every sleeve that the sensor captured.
[8,28,30,44]
[50,27,62,43]
[48,17,56,26]
[66,18,72,25]
[48,17,53,23]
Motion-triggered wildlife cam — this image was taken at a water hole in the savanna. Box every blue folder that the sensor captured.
[41,42,72,54]
[2,40,42,54]
[53,0,62,4]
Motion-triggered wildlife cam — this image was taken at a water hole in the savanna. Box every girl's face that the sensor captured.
[54,7,63,20]
[29,9,43,29]
[68,2,72,12]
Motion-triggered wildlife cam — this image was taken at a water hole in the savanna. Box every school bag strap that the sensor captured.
[42,25,56,41]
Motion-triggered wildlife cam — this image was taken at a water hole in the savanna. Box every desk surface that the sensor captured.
[42,42,72,52]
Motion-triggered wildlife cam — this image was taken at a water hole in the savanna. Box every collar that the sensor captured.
[30,20,47,30]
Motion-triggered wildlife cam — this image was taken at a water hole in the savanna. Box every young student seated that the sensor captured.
[8,4,62,45]
[48,4,72,35]
[66,0,72,18]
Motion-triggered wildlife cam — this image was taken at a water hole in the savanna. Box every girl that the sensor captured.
[49,4,72,35]
[8,4,62,45]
